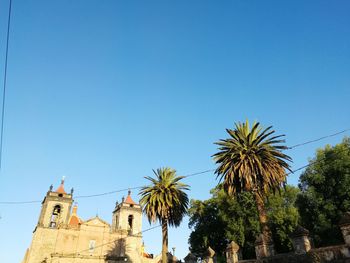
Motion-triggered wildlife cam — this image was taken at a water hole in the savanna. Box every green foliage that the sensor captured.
[213,121,292,196]
[139,167,190,226]
[266,186,300,252]
[139,167,190,263]
[296,137,350,247]
[188,186,299,259]
[188,197,229,259]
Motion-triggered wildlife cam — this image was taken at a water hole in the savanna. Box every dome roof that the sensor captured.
[68,215,82,226]
[68,205,82,227]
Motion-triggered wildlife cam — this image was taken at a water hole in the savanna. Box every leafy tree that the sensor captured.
[296,137,350,247]
[188,186,299,259]
[188,189,259,260]
[213,121,292,243]
[139,168,190,263]
[188,197,229,260]
[266,186,300,253]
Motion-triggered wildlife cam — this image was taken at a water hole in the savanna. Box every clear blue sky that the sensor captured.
[0,0,349,262]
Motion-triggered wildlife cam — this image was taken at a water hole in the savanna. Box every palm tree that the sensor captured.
[213,121,292,245]
[139,167,189,263]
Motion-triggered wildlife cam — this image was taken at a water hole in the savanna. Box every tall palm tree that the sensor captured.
[213,121,292,244]
[139,167,189,263]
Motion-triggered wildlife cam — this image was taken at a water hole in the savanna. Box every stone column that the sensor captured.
[255,234,275,259]
[226,241,239,263]
[184,253,197,263]
[291,226,311,254]
[339,212,350,246]
[203,247,215,263]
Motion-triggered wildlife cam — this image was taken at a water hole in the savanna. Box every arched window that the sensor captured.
[50,205,61,228]
[89,240,96,253]
[128,215,134,234]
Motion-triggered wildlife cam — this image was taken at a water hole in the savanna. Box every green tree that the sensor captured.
[188,186,299,259]
[188,189,259,260]
[213,121,292,243]
[266,186,300,253]
[296,137,350,247]
[188,197,228,260]
[139,168,190,263]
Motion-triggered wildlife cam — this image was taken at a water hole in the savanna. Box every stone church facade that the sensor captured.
[22,179,158,263]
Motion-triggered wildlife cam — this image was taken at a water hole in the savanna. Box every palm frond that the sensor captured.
[213,121,292,196]
[139,167,190,227]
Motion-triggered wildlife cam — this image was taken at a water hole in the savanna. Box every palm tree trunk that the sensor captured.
[162,219,168,263]
[254,192,272,241]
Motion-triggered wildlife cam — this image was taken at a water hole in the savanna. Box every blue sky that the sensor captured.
[0,0,349,262]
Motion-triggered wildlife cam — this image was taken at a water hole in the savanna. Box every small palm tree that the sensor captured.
[139,167,189,263]
[213,121,292,244]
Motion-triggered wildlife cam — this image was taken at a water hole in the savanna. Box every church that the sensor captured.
[21,179,159,263]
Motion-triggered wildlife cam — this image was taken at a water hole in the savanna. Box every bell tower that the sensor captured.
[112,190,142,235]
[37,178,73,228]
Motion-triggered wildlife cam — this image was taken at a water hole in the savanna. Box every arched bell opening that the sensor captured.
[128,215,134,234]
[50,205,61,228]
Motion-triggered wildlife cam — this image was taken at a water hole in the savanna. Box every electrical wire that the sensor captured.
[0,169,216,204]
[0,0,12,170]
[75,186,142,199]
[49,224,162,263]
[287,129,350,149]
[0,129,349,205]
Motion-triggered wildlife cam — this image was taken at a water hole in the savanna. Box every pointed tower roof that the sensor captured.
[55,177,67,194]
[124,190,137,205]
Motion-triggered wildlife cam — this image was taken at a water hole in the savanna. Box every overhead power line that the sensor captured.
[49,224,162,263]
[0,129,349,205]
[75,186,142,199]
[0,169,216,205]
[0,0,13,171]
[288,129,350,149]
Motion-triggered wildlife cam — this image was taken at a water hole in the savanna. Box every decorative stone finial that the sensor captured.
[49,184,53,191]
[122,196,125,203]
[339,212,350,226]
[203,247,215,263]
[254,234,275,259]
[128,189,131,196]
[207,246,215,257]
[184,252,197,263]
[70,188,74,195]
[227,241,239,251]
[226,241,239,263]
[291,225,309,237]
[339,212,350,246]
[291,225,311,254]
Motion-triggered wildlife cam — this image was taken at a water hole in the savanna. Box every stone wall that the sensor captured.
[236,245,350,263]
[187,212,350,263]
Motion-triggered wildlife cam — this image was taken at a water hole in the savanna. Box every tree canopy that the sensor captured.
[212,121,292,251]
[188,186,299,260]
[296,137,350,246]
[139,167,190,263]
[213,121,292,196]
